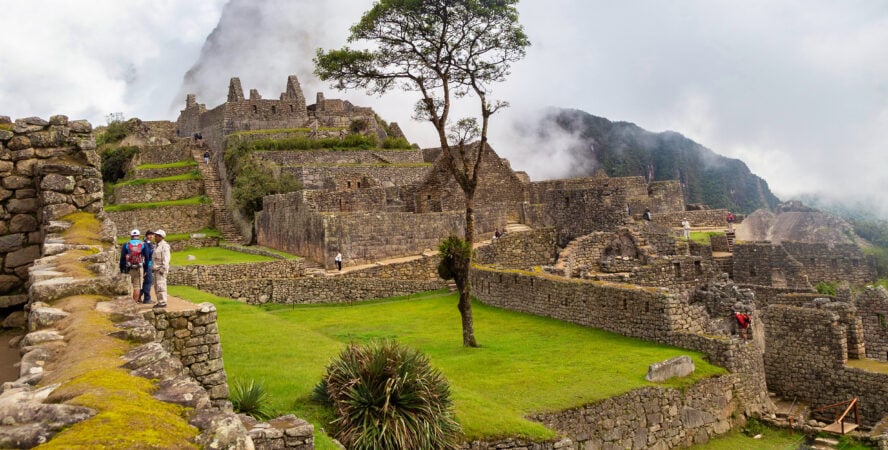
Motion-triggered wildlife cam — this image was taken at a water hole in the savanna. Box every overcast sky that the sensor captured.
[2,1,886,216]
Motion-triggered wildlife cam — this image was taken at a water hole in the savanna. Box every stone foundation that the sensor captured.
[113,178,204,204]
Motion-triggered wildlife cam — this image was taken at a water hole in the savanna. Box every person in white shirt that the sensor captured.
[681,218,691,240]
[152,229,171,308]
[335,252,342,271]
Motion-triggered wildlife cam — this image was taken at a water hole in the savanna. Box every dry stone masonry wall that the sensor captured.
[856,286,888,361]
[474,228,557,269]
[113,179,204,204]
[0,115,103,295]
[106,203,213,237]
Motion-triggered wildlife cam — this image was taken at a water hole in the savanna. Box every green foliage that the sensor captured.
[381,136,412,149]
[349,118,369,133]
[236,134,377,152]
[96,121,128,146]
[232,158,302,220]
[437,236,471,282]
[231,378,274,420]
[851,218,888,278]
[815,281,838,296]
[112,170,201,187]
[134,159,197,170]
[314,339,461,450]
[100,145,139,183]
[170,247,279,266]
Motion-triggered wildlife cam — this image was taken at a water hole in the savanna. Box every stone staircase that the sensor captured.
[725,231,736,251]
[190,145,246,244]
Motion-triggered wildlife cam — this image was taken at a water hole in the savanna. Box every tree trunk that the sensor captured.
[459,194,478,347]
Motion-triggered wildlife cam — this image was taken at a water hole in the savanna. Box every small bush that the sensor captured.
[232,158,301,220]
[349,118,369,133]
[437,236,471,282]
[97,121,129,146]
[815,281,838,296]
[231,378,274,420]
[314,339,461,450]
[382,136,412,149]
[100,146,139,183]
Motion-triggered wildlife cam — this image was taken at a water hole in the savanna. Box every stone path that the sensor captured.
[190,144,246,244]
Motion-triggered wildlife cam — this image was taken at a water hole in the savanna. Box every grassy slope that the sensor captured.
[170,247,278,266]
[170,287,727,445]
[104,195,209,212]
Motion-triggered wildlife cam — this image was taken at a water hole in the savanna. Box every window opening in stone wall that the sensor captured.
[645,302,649,313]
[852,259,859,267]
[673,262,681,277]
[427,195,431,200]
[694,260,702,275]
[272,105,277,114]
[357,181,361,188]
[252,105,258,113]
[565,197,569,207]
[347,181,351,188]
[290,104,295,112]
[832,258,838,268]
[750,265,757,277]
[623,299,627,310]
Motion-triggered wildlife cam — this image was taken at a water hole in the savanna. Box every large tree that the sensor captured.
[315,0,529,347]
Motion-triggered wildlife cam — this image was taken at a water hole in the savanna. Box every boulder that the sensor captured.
[5,245,40,268]
[191,409,254,450]
[39,174,75,193]
[0,276,23,295]
[20,330,64,347]
[2,311,27,328]
[28,307,69,332]
[68,120,91,134]
[645,355,695,382]
[9,215,37,234]
[6,136,31,151]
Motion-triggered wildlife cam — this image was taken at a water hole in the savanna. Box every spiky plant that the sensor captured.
[314,339,461,450]
[230,378,273,420]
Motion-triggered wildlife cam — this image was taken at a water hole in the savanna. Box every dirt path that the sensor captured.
[0,330,23,384]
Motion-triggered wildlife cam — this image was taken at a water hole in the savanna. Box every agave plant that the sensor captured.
[231,377,273,420]
[314,339,461,450]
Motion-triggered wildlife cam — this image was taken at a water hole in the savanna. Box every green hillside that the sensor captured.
[549,109,781,214]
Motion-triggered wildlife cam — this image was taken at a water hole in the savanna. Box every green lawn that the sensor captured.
[690,428,804,449]
[170,287,727,447]
[690,231,725,245]
[113,171,202,187]
[117,228,221,244]
[105,195,209,212]
[170,247,279,266]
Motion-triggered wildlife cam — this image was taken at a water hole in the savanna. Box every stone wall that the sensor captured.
[732,243,810,289]
[135,143,192,165]
[647,180,686,213]
[340,253,441,281]
[780,241,876,285]
[762,305,888,425]
[652,209,729,229]
[518,203,553,229]
[281,165,430,190]
[113,179,204,204]
[132,164,195,179]
[299,186,389,213]
[143,304,230,404]
[531,377,741,449]
[474,228,557,270]
[193,277,444,305]
[168,259,304,287]
[591,256,720,290]
[256,149,424,166]
[106,204,214,237]
[856,286,888,362]
[0,115,104,295]
[544,186,628,246]
[169,236,220,252]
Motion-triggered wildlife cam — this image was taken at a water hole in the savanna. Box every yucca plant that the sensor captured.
[231,378,273,420]
[314,339,461,450]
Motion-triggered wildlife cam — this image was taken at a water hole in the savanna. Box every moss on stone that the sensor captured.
[61,212,104,246]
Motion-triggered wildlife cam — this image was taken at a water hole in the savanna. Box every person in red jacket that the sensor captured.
[734,311,751,340]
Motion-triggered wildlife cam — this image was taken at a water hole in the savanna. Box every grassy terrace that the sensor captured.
[170,247,279,266]
[116,228,221,245]
[283,162,431,168]
[113,171,202,187]
[171,288,727,448]
[134,159,197,170]
[690,231,726,245]
[104,195,209,212]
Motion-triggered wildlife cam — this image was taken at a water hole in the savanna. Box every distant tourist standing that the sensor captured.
[734,311,751,340]
[138,230,156,304]
[494,228,501,240]
[335,252,342,271]
[119,229,148,303]
[681,218,691,240]
[726,212,735,232]
[203,150,210,165]
[152,230,171,309]
[643,208,652,221]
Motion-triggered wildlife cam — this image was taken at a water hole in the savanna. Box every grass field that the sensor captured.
[117,228,221,244]
[170,247,279,266]
[104,195,209,212]
[134,160,197,170]
[690,231,725,245]
[170,287,727,447]
[690,428,804,449]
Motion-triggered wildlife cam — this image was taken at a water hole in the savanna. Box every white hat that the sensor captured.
[130,229,140,236]
[155,229,166,238]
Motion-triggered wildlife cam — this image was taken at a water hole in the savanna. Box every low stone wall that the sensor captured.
[857,286,888,362]
[113,179,204,204]
[168,259,305,286]
[593,256,720,290]
[653,209,728,228]
[106,203,213,236]
[136,143,191,165]
[763,305,888,425]
[282,165,430,190]
[341,253,441,281]
[474,228,557,270]
[781,241,877,285]
[143,303,229,403]
[194,277,444,304]
[132,164,195,179]
[531,377,740,449]
[219,243,288,259]
[169,236,220,252]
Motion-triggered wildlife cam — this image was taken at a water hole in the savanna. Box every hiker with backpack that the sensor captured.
[137,230,156,304]
[734,311,752,340]
[119,229,150,303]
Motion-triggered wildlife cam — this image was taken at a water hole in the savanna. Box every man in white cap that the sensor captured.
[119,229,148,303]
[681,217,691,241]
[152,229,171,308]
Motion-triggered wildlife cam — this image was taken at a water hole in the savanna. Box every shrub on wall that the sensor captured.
[232,158,301,220]
[815,281,838,296]
[312,340,461,450]
[100,145,139,183]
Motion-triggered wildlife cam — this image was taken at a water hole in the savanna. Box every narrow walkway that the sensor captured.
[190,144,246,244]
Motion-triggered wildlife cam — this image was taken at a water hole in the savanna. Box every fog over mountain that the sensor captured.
[1,1,886,218]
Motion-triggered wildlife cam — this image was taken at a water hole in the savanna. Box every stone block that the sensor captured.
[69,120,92,133]
[40,174,76,193]
[49,115,68,126]
[2,176,33,190]
[5,245,41,268]
[21,117,48,127]
[0,129,12,141]
[0,234,24,252]
[7,136,31,151]
[42,204,77,222]
[645,356,695,382]
[9,214,38,233]
[0,161,13,175]
[75,178,103,194]
[0,275,24,294]
[14,188,35,199]
[11,148,35,160]
[14,158,38,176]
[40,190,69,205]
[0,189,11,202]
[7,198,39,214]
